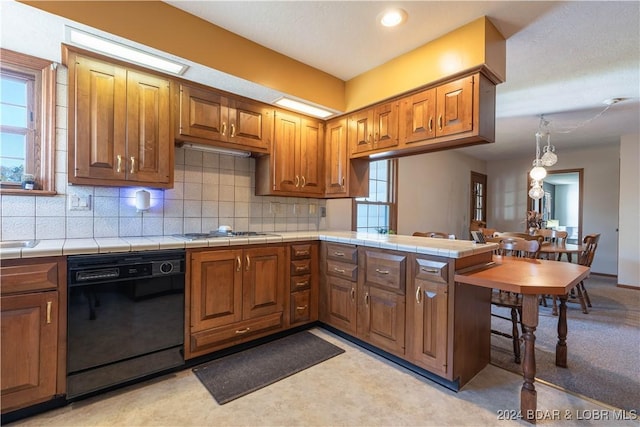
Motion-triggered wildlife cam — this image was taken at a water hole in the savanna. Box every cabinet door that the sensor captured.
[348,110,374,155]
[323,275,357,334]
[1,292,58,412]
[325,117,348,196]
[436,76,474,137]
[179,84,228,141]
[359,285,405,355]
[372,101,399,150]
[272,111,300,192]
[229,100,271,150]
[72,55,126,181]
[242,246,285,320]
[400,88,436,144]
[408,277,449,375]
[298,118,324,195]
[190,249,243,332]
[126,70,171,184]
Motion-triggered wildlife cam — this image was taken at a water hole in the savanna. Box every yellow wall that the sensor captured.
[22,1,505,114]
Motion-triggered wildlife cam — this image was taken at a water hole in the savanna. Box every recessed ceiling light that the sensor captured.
[380,8,408,27]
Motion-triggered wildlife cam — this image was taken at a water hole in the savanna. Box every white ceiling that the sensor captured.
[165,0,640,161]
[2,1,638,162]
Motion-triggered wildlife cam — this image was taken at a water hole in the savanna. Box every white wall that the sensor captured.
[487,144,620,275]
[618,134,640,287]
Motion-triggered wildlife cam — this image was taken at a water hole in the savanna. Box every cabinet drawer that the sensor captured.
[364,250,406,293]
[291,244,312,259]
[326,243,357,264]
[190,312,283,352]
[415,258,448,283]
[290,274,311,292]
[290,259,311,276]
[1,262,59,295]
[326,260,358,281]
[290,290,311,324]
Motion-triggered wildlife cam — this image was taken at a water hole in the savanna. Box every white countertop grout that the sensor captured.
[0,231,497,260]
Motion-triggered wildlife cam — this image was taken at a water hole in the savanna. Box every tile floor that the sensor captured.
[8,328,636,427]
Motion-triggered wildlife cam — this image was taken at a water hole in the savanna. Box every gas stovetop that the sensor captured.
[172,231,273,241]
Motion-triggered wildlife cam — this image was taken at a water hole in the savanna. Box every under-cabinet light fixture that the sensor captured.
[66,27,188,75]
[179,143,251,158]
[274,97,335,118]
[135,190,151,213]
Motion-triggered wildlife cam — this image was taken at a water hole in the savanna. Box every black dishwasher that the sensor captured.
[66,250,185,399]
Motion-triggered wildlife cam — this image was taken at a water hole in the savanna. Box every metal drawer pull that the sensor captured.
[46,301,52,324]
[333,251,345,257]
[296,251,310,256]
[375,268,390,275]
[236,256,241,272]
[296,280,309,287]
[295,265,308,272]
[245,255,250,271]
[416,286,422,304]
[421,267,439,273]
[235,327,251,334]
[334,267,346,273]
[296,305,308,312]
[426,291,437,299]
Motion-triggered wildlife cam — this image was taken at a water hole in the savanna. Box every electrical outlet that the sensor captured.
[69,194,91,211]
[320,206,326,217]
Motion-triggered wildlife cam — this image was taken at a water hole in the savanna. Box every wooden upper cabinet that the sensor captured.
[399,73,495,152]
[255,110,323,196]
[325,117,348,196]
[66,49,173,188]
[348,100,399,156]
[178,83,271,152]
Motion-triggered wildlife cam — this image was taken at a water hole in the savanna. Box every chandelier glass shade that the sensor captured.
[528,118,557,200]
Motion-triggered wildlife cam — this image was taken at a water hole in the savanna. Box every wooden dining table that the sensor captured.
[538,242,585,262]
[455,255,590,424]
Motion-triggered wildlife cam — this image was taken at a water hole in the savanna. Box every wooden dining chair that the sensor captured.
[412,231,456,239]
[491,237,542,363]
[478,228,496,239]
[494,231,538,240]
[534,229,569,260]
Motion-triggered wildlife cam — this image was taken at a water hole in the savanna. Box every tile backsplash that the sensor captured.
[0,66,326,241]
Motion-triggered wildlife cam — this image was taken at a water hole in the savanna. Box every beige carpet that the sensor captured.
[490,275,640,412]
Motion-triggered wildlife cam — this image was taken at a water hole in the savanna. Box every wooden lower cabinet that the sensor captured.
[1,257,66,414]
[186,245,286,359]
[287,242,319,327]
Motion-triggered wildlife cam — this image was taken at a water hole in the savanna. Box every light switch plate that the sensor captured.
[69,194,91,211]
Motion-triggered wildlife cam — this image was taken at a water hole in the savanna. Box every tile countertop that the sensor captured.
[0,231,497,260]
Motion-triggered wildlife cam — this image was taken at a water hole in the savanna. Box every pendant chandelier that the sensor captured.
[529,116,557,200]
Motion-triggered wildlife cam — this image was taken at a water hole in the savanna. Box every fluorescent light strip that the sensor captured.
[274,97,334,118]
[180,143,251,158]
[67,27,188,75]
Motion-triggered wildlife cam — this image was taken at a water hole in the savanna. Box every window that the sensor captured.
[1,49,56,194]
[353,159,397,233]
[470,171,487,232]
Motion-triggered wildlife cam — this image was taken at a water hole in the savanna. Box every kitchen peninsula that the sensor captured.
[1,231,589,424]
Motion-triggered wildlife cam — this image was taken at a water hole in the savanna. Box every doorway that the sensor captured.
[528,169,583,244]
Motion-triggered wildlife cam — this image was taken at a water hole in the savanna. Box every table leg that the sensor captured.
[521,294,539,423]
[556,294,568,367]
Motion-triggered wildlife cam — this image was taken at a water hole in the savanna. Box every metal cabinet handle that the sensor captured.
[428,117,433,132]
[301,175,306,187]
[438,115,443,130]
[46,301,52,324]
[333,251,345,257]
[295,265,307,272]
[297,251,310,256]
[364,292,370,305]
[235,327,250,334]
[421,267,439,273]
[130,156,135,174]
[296,305,308,312]
[116,155,122,173]
[350,288,356,300]
[230,123,236,138]
[236,256,241,272]
[334,267,346,274]
[221,122,227,136]
[416,286,422,304]
[295,280,309,288]
[295,175,300,187]
[341,177,345,188]
[245,255,250,271]
[375,268,390,275]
